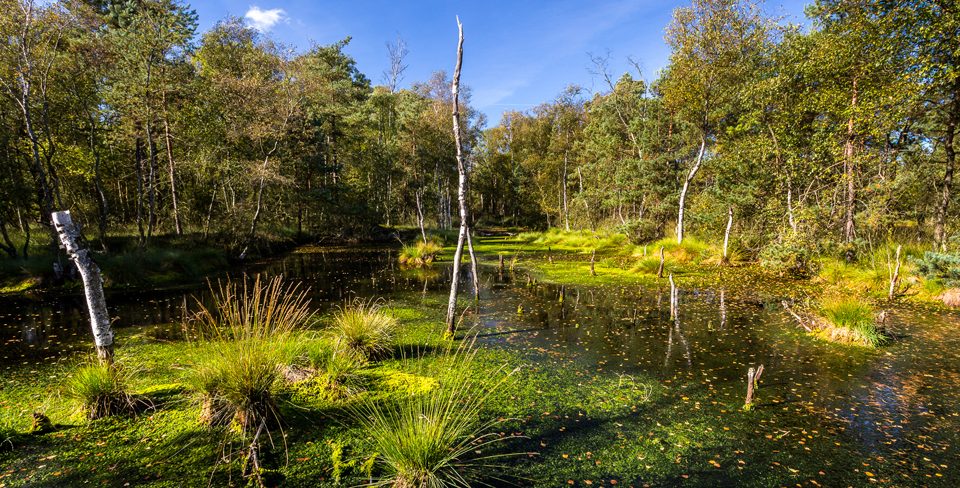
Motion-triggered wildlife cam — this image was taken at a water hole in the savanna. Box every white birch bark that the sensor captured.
[52,211,113,364]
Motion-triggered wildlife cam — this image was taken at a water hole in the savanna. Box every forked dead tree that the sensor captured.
[52,211,114,364]
[446,17,479,334]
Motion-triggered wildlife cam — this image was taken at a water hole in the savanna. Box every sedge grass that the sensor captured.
[63,362,137,420]
[350,339,520,488]
[331,298,398,360]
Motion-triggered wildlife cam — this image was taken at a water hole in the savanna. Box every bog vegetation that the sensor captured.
[3,0,960,485]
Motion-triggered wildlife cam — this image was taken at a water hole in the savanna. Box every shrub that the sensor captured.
[616,218,662,244]
[63,362,135,420]
[913,251,960,287]
[330,299,397,359]
[399,240,443,267]
[759,234,817,277]
[350,342,516,487]
[816,299,885,347]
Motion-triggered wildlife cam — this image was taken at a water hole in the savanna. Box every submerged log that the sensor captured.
[52,210,114,364]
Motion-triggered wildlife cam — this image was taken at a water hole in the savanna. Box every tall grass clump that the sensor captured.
[351,340,518,487]
[399,240,443,267]
[302,340,366,400]
[186,275,313,432]
[816,299,886,347]
[63,362,136,420]
[331,299,397,360]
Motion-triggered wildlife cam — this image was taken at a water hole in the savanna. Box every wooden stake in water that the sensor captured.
[744,364,764,410]
[657,246,665,278]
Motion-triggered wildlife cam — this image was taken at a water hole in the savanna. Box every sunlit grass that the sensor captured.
[815,299,885,347]
[330,298,398,360]
[399,240,443,267]
[63,362,136,420]
[350,340,518,487]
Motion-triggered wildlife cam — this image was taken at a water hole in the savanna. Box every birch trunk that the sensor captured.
[446,17,471,334]
[52,211,113,364]
[677,136,705,244]
[843,77,858,253]
[722,206,733,263]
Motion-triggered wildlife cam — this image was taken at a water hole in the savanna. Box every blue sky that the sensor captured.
[191,1,810,126]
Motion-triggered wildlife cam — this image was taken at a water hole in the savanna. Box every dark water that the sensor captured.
[3,246,960,481]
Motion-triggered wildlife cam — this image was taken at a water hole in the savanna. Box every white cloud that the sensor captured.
[244,6,287,32]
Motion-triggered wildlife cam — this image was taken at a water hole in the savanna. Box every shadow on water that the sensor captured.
[4,246,960,482]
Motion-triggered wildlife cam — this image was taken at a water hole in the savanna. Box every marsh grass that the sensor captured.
[185,276,312,429]
[351,339,520,488]
[63,362,138,420]
[399,240,443,267]
[331,299,398,360]
[301,340,366,400]
[815,299,886,347]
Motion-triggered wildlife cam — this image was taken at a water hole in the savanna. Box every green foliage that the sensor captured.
[350,342,515,488]
[616,218,663,244]
[301,340,366,400]
[63,362,135,420]
[330,299,397,360]
[913,252,960,288]
[399,240,443,267]
[816,299,885,347]
[759,234,817,278]
[185,276,311,431]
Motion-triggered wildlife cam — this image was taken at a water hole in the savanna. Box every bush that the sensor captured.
[350,342,516,487]
[759,234,817,277]
[330,299,397,360]
[616,218,663,244]
[816,299,885,347]
[913,251,960,287]
[63,362,135,420]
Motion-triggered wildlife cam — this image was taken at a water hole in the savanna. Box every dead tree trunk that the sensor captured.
[744,365,764,410]
[889,244,902,300]
[677,135,705,244]
[465,229,480,300]
[657,246,665,278]
[590,249,596,276]
[722,206,733,264]
[446,17,470,334]
[52,211,113,364]
[843,77,859,261]
[415,188,427,245]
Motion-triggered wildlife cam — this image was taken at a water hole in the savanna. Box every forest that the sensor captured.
[2,0,960,487]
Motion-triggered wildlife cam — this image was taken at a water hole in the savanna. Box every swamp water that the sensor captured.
[2,246,959,486]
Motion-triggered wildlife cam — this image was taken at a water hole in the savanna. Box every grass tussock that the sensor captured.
[814,299,886,347]
[302,340,366,400]
[63,362,137,420]
[185,275,313,431]
[351,340,518,488]
[331,299,397,360]
[399,240,443,267]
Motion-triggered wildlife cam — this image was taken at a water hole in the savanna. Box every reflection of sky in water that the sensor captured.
[2,247,960,478]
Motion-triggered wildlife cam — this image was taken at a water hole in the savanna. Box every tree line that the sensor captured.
[0,0,482,257]
[473,0,959,265]
[1,0,958,265]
